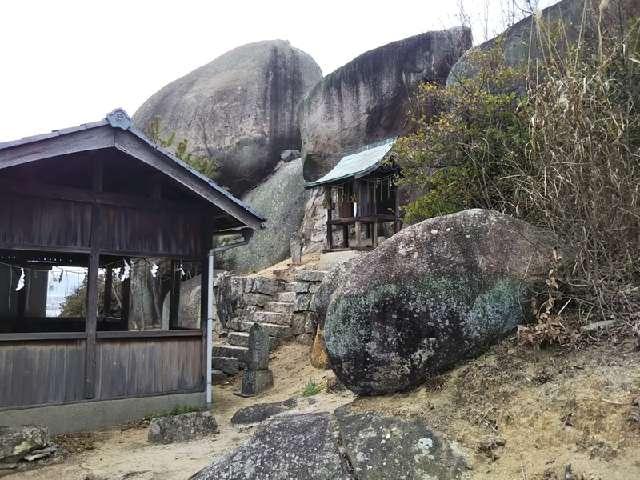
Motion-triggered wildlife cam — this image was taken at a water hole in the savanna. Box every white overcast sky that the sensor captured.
[0,0,558,142]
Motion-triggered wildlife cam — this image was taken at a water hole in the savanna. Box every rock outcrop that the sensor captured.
[0,425,54,470]
[148,411,218,445]
[218,158,306,273]
[447,0,640,86]
[192,409,470,480]
[322,209,562,395]
[299,27,472,182]
[134,40,322,195]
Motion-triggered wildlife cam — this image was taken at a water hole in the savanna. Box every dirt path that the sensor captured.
[351,337,640,480]
[7,343,352,480]
[7,337,640,479]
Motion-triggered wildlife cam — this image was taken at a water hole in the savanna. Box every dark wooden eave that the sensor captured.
[0,109,265,231]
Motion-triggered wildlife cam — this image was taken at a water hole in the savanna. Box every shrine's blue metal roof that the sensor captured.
[305,138,396,188]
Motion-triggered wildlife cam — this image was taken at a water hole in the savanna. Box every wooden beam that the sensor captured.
[169,260,181,329]
[0,125,115,170]
[103,267,113,316]
[373,180,379,248]
[200,222,212,392]
[325,187,333,251]
[84,156,103,399]
[115,131,264,230]
[394,184,401,234]
[0,178,207,214]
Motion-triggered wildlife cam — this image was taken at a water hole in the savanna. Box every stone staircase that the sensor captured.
[212,269,327,379]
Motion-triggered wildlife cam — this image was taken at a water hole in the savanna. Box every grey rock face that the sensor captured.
[323,209,562,395]
[218,159,306,273]
[147,411,218,445]
[193,410,470,480]
[191,413,353,480]
[134,40,322,195]
[230,398,297,425]
[447,0,640,86]
[334,406,470,479]
[299,27,472,181]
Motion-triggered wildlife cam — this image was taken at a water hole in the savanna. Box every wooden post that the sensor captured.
[85,155,103,399]
[325,187,333,251]
[354,221,361,249]
[393,184,401,234]
[103,267,113,316]
[169,260,181,329]
[200,222,212,393]
[373,179,379,248]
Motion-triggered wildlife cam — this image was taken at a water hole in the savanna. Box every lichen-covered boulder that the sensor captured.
[193,410,471,479]
[134,40,322,195]
[0,425,49,464]
[334,406,470,479]
[148,411,218,445]
[324,209,562,395]
[190,413,353,480]
[299,27,472,182]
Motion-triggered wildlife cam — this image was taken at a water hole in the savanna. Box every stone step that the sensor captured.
[213,344,248,362]
[293,270,328,283]
[212,356,241,375]
[275,291,296,303]
[265,301,295,314]
[239,321,290,338]
[284,281,310,293]
[228,331,250,348]
[211,369,228,385]
[253,310,291,326]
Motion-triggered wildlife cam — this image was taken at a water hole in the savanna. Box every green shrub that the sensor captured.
[302,380,322,397]
[394,41,529,224]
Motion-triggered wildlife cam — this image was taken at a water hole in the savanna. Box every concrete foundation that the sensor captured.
[0,391,206,434]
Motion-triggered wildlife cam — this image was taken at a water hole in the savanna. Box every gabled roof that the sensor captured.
[0,109,265,230]
[305,138,396,188]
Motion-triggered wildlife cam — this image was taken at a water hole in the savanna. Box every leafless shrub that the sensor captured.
[513,5,640,327]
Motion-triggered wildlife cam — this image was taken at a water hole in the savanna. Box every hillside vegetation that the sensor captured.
[395,9,640,336]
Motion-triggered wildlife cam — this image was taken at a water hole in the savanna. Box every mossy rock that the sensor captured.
[323,209,563,395]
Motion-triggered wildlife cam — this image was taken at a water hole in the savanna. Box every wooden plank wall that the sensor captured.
[0,340,86,408]
[0,194,92,250]
[98,205,203,257]
[94,337,203,400]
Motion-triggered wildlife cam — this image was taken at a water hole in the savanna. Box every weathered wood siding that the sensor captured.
[94,337,203,400]
[98,206,203,257]
[0,194,92,250]
[0,339,86,408]
[0,193,204,257]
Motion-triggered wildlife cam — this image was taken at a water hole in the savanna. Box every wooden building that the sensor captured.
[0,110,264,432]
[305,139,401,251]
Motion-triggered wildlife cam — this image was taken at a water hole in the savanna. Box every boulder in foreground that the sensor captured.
[148,411,218,444]
[323,209,562,395]
[192,409,469,479]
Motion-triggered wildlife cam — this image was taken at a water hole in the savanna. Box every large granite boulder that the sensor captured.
[299,27,472,182]
[447,0,640,86]
[334,406,470,480]
[192,410,470,480]
[323,209,562,395]
[191,413,352,480]
[134,40,322,195]
[218,158,306,273]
